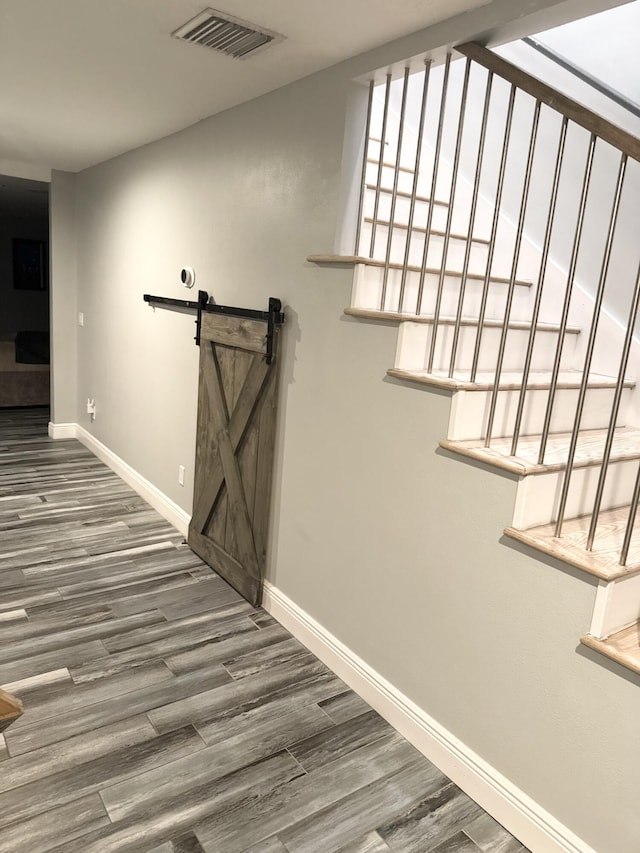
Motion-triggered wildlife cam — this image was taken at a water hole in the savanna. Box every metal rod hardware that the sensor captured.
[194,289,209,346]
[144,293,285,325]
[381,67,410,311]
[587,259,640,551]
[510,115,568,456]
[353,42,639,568]
[470,83,517,383]
[554,153,628,538]
[265,297,282,365]
[449,67,493,377]
[522,37,640,120]
[398,59,432,313]
[537,133,597,465]
[621,464,640,566]
[456,41,640,161]
[143,293,209,311]
[427,57,472,373]
[484,98,542,448]
[415,53,452,316]
[354,80,375,257]
[369,74,392,258]
[143,293,285,358]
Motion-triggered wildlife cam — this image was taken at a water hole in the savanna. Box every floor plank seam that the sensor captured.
[0,409,529,853]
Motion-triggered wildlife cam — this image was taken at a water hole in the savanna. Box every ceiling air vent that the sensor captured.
[172,8,284,59]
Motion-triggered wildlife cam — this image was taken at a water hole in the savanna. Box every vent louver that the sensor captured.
[172,9,283,59]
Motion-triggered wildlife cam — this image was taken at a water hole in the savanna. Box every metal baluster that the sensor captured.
[470,84,517,382]
[381,67,410,311]
[353,80,375,257]
[484,99,542,448]
[537,134,597,465]
[620,463,640,566]
[510,116,569,456]
[448,69,493,377]
[554,154,628,537]
[369,73,392,258]
[398,59,432,313]
[587,258,640,550]
[426,58,472,371]
[415,53,452,315]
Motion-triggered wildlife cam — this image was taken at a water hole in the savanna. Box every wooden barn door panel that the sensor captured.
[188,313,279,606]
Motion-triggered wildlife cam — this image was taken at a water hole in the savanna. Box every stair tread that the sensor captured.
[581,622,640,676]
[387,367,635,392]
[505,505,640,580]
[365,183,449,206]
[441,426,640,475]
[363,217,491,245]
[308,255,532,286]
[345,307,580,333]
[366,157,416,175]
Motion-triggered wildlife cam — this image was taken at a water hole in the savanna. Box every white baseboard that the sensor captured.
[263,581,595,853]
[48,421,190,537]
[42,421,593,853]
[48,421,76,439]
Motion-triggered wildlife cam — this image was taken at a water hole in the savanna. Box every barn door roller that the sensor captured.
[143,291,285,363]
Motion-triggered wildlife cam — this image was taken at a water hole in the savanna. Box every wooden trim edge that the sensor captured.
[503,526,640,582]
[307,255,532,287]
[262,580,598,853]
[439,437,640,477]
[580,633,640,677]
[456,42,640,162]
[345,307,580,334]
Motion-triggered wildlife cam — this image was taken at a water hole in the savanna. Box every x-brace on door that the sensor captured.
[188,309,281,606]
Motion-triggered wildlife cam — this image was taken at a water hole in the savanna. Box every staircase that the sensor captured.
[310,42,640,676]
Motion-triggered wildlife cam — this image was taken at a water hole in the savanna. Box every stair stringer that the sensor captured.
[343,259,640,671]
[446,382,640,660]
[334,64,640,672]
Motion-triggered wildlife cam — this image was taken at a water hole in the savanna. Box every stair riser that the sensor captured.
[591,574,640,638]
[363,162,468,213]
[513,458,640,529]
[351,265,533,321]
[360,221,489,273]
[396,322,578,374]
[362,191,449,233]
[365,161,435,200]
[448,386,632,441]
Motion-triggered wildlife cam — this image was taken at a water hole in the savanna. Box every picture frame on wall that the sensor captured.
[13,238,47,291]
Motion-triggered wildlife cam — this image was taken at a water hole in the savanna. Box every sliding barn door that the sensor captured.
[188,312,280,605]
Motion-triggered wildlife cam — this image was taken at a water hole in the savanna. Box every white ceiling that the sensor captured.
[0,0,502,174]
[0,0,630,179]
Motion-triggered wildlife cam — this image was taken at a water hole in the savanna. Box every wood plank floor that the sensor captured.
[0,408,528,853]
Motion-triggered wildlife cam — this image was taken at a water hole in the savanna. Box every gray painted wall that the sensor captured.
[49,0,640,850]
[50,172,78,423]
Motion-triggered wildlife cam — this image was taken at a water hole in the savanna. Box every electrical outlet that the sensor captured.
[178,465,185,486]
[78,312,84,327]
[86,398,96,420]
